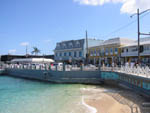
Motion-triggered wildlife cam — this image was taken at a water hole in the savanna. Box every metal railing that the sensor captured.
[4,64,99,71]
[101,65,150,78]
[4,64,150,78]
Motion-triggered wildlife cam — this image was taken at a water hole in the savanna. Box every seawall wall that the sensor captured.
[5,68,103,84]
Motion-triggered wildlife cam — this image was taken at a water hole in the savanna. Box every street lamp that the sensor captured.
[85,30,89,65]
[130,9,150,64]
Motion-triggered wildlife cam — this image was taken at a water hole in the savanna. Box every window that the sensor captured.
[94,50,97,56]
[63,43,67,49]
[131,47,138,52]
[122,48,124,53]
[79,51,82,57]
[90,51,93,56]
[56,43,60,48]
[64,52,67,56]
[105,48,109,53]
[76,41,80,47]
[144,45,150,51]
[55,53,58,57]
[60,53,62,57]
[101,48,105,56]
[69,42,73,48]
[110,48,113,53]
[126,48,128,52]
[69,52,71,56]
[98,50,100,56]
[115,48,118,52]
[74,51,77,57]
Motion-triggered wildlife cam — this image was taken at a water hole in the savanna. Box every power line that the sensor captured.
[103,11,150,38]
[104,19,137,38]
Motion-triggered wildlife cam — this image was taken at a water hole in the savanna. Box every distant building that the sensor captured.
[121,37,150,65]
[1,55,54,63]
[89,37,135,66]
[54,38,103,63]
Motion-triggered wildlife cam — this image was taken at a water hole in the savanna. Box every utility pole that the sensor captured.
[86,30,89,65]
[131,9,150,64]
[137,9,140,64]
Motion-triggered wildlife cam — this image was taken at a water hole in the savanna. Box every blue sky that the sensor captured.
[0,0,150,55]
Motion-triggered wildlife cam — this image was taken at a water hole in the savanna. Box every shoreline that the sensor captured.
[82,96,97,113]
[84,93,131,113]
[80,86,145,113]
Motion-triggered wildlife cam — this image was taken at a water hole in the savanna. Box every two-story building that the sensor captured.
[54,38,103,64]
[121,37,150,65]
[89,37,135,66]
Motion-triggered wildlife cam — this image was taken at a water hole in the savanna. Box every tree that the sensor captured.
[31,47,41,55]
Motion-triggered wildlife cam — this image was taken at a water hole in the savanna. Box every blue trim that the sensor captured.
[119,80,150,98]
[101,71,150,98]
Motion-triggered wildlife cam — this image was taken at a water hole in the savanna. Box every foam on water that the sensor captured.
[81,96,97,113]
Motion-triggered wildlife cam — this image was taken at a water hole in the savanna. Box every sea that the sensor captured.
[0,75,99,113]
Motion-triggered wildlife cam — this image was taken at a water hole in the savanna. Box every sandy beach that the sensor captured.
[81,86,146,113]
[85,93,131,113]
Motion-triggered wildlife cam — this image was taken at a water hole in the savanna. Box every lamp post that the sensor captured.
[85,30,89,65]
[131,9,150,64]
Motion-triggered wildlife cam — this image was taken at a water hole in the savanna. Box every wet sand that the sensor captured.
[85,93,131,113]
[81,86,146,113]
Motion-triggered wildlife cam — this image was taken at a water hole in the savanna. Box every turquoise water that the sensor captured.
[0,76,92,113]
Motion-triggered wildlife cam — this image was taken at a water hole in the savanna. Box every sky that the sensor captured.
[0,0,150,55]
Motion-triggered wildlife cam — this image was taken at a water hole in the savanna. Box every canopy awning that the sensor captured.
[11,58,54,64]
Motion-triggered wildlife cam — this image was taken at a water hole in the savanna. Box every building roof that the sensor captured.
[55,38,103,51]
[122,37,150,47]
[102,37,135,45]
[11,58,54,63]
[89,37,135,49]
[55,39,84,50]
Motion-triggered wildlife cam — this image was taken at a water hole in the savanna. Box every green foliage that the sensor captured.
[31,47,41,55]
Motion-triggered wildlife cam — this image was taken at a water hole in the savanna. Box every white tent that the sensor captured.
[11,58,54,64]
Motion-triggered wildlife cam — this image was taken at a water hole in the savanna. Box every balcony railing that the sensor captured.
[121,51,138,57]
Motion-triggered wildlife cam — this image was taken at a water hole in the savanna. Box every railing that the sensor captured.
[5,64,99,72]
[101,66,150,78]
[4,64,150,78]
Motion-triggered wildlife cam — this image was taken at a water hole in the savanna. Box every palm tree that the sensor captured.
[31,47,41,55]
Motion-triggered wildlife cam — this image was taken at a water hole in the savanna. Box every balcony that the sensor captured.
[141,50,150,56]
[122,50,150,57]
[121,51,138,57]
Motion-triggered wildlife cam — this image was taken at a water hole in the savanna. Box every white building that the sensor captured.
[54,38,103,63]
[121,37,150,65]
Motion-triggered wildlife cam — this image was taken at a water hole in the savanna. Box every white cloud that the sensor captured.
[9,49,16,54]
[74,0,150,14]
[20,42,29,46]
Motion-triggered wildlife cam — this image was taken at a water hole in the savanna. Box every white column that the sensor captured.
[94,58,96,65]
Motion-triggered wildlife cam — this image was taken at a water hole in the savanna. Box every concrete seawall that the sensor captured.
[0,69,5,75]
[101,71,150,98]
[5,69,103,84]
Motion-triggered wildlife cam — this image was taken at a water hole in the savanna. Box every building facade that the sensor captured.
[54,39,103,64]
[121,37,150,65]
[89,38,135,66]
